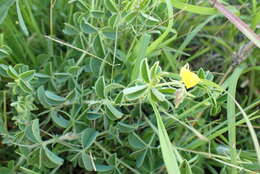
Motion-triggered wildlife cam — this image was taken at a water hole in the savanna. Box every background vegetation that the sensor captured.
[0,0,259,173]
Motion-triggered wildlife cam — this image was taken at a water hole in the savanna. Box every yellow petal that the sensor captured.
[180,67,200,89]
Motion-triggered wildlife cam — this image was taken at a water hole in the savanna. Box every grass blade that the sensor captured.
[171,0,218,15]
[227,64,246,174]
[16,0,29,36]
[151,102,181,174]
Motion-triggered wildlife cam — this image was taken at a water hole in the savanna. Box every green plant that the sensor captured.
[0,0,259,174]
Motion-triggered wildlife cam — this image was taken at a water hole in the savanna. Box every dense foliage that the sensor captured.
[0,0,259,173]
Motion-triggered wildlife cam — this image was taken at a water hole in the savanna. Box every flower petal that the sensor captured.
[180,67,200,89]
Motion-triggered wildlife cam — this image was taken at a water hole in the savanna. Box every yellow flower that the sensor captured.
[180,65,200,89]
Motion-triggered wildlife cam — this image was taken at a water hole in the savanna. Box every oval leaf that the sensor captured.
[19,70,35,81]
[128,133,146,149]
[43,147,64,166]
[37,86,52,107]
[95,76,105,98]
[81,128,99,149]
[17,79,33,93]
[50,111,69,128]
[80,21,97,34]
[105,103,123,120]
[45,91,66,104]
[7,66,19,79]
[151,88,165,102]
[82,153,94,171]
[123,85,147,100]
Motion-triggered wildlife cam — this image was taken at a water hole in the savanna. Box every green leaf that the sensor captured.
[82,153,94,171]
[131,149,147,168]
[171,0,218,15]
[81,128,99,149]
[0,47,12,59]
[93,34,105,57]
[123,85,147,100]
[108,14,121,28]
[32,119,42,142]
[95,76,105,98]
[37,86,52,107]
[159,87,176,94]
[105,103,123,120]
[62,23,79,35]
[151,102,180,174]
[117,122,136,133]
[131,34,151,80]
[50,111,70,128]
[104,0,118,13]
[227,64,246,170]
[0,167,13,174]
[0,0,15,24]
[108,153,117,166]
[18,79,33,93]
[128,133,146,149]
[20,167,40,174]
[25,125,38,143]
[151,88,165,102]
[0,64,9,77]
[45,91,66,104]
[16,0,29,36]
[104,83,125,96]
[68,66,80,75]
[141,12,159,22]
[140,59,151,83]
[43,146,64,166]
[19,70,35,81]
[150,61,160,79]
[80,21,97,34]
[180,160,193,174]
[7,66,19,79]
[114,91,124,104]
[101,27,116,40]
[91,10,105,18]
[86,113,102,120]
[95,164,114,172]
[197,68,206,79]
[123,11,138,24]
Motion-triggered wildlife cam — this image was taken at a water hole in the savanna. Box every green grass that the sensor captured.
[0,0,259,173]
